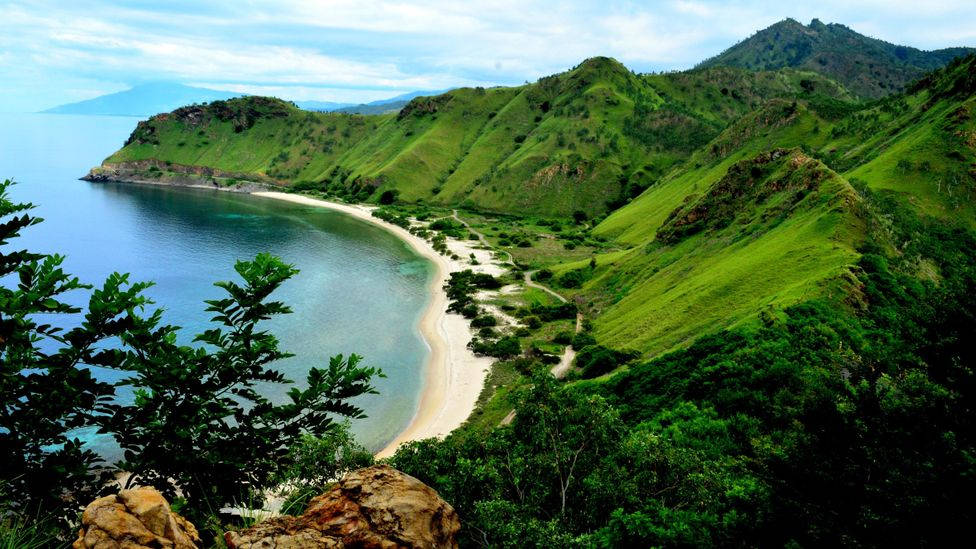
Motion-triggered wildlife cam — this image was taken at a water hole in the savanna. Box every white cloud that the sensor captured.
[1,0,974,112]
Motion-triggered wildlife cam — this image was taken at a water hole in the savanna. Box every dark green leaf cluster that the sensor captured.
[0,180,381,527]
[391,198,976,546]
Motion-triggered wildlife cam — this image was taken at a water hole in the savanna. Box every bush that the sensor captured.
[524,315,543,329]
[557,269,587,288]
[492,336,522,358]
[531,302,578,322]
[378,189,399,205]
[575,345,638,378]
[277,424,373,515]
[571,332,597,349]
[472,315,498,327]
[553,331,574,344]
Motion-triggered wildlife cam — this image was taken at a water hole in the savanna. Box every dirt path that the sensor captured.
[549,312,584,378]
[452,210,514,266]
[451,211,583,412]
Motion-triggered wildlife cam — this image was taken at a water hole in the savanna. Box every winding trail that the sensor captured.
[451,210,514,266]
[451,210,581,378]
[523,270,567,304]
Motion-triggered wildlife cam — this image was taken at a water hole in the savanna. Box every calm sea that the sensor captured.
[0,112,430,459]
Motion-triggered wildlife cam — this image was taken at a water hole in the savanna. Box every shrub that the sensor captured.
[575,345,639,378]
[553,331,574,344]
[472,315,498,327]
[492,336,522,358]
[378,189,399,204]
[557,269,587,288]
[571,332,597,349]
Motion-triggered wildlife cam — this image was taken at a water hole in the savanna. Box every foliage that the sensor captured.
[573,345,639,378]
[0,516,64,549]
[391,197,976,546]
[0,180,381,530]
[101,254,382,522]
[445,270,501,313]
[0,179,130,521]
[276,423,374,515]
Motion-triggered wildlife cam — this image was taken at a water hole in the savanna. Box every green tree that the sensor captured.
[0,180,143,521]
[101,253,383,520]
[0,179,382,526]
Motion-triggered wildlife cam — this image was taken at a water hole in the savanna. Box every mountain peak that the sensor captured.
[698,19,975,98]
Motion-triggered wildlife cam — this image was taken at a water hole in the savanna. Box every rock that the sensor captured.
[225,465,460,549]
[73,487,201,549]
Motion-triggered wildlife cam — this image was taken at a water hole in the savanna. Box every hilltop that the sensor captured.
[561,53,976,355]
[91,57,849,217]
[698,18,975,98]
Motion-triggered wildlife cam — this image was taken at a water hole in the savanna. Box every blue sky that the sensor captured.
[2,0,975,112]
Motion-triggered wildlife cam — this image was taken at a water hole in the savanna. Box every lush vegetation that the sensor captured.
[698,17,975,98]
[7,21,976,548]
[0,180,381,537]
[96,58,848,217]
[390,193,976,546]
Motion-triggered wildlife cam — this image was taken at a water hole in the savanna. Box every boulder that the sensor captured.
[225,465,460,549]
[73,486,201,549]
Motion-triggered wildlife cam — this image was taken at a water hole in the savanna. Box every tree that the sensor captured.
[101,253,383,520]
[1,180,144,521]
[0,179,382,526]
[378,189,398,205]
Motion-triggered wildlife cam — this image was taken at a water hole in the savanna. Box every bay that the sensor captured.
[0,112,431,459]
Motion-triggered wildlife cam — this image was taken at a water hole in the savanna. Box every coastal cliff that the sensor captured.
[83,159,273,193]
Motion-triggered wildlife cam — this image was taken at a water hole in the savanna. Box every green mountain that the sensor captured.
[698,18,974,98]
[566,53,976,355]
[90,58,848,217]
[85,35,975,361]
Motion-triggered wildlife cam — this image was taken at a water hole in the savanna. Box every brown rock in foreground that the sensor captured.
[73,486,201,549]
[225,465,460,549]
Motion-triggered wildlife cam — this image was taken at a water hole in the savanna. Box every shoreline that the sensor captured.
[250,191,494,458]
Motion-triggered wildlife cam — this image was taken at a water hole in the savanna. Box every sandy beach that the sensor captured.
[251,191,501,458]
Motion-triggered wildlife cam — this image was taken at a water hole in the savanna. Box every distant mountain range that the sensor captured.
[698,18,976,98]
[42,83,450,118]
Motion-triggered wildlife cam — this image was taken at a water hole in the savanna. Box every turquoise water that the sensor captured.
[0,113,430,458]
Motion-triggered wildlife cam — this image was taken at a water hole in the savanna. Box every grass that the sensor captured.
[101,58,850,217]
[0,517,65,549]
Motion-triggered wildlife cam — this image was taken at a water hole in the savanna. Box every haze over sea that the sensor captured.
[0,112,432,460]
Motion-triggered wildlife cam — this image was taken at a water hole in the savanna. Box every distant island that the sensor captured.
[42,82,450,117]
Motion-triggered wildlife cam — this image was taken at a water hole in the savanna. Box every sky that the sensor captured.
[1,0,975,112]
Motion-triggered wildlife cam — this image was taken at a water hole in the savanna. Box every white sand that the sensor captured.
[251,192,498,458]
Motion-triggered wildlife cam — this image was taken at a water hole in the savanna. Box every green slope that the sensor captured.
[699,18,974,99]
[96,58,848,217]
[571,148,864,356]
[573,55,976,358]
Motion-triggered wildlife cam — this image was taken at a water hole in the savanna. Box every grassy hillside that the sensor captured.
[699,18,974,98]
[94,47,976,362]
[562,55,976,357]
[96,58,847,217]
[563,148,864,356]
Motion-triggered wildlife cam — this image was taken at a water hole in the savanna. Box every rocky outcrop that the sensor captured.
[73,487,201,549]
[225,465,460,549]
[82,160,274,193]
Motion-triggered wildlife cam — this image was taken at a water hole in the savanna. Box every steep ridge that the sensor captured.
[564,55,976,357]
[699,18,974,98]
[567,148,865,356]
[91,58,848,217]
